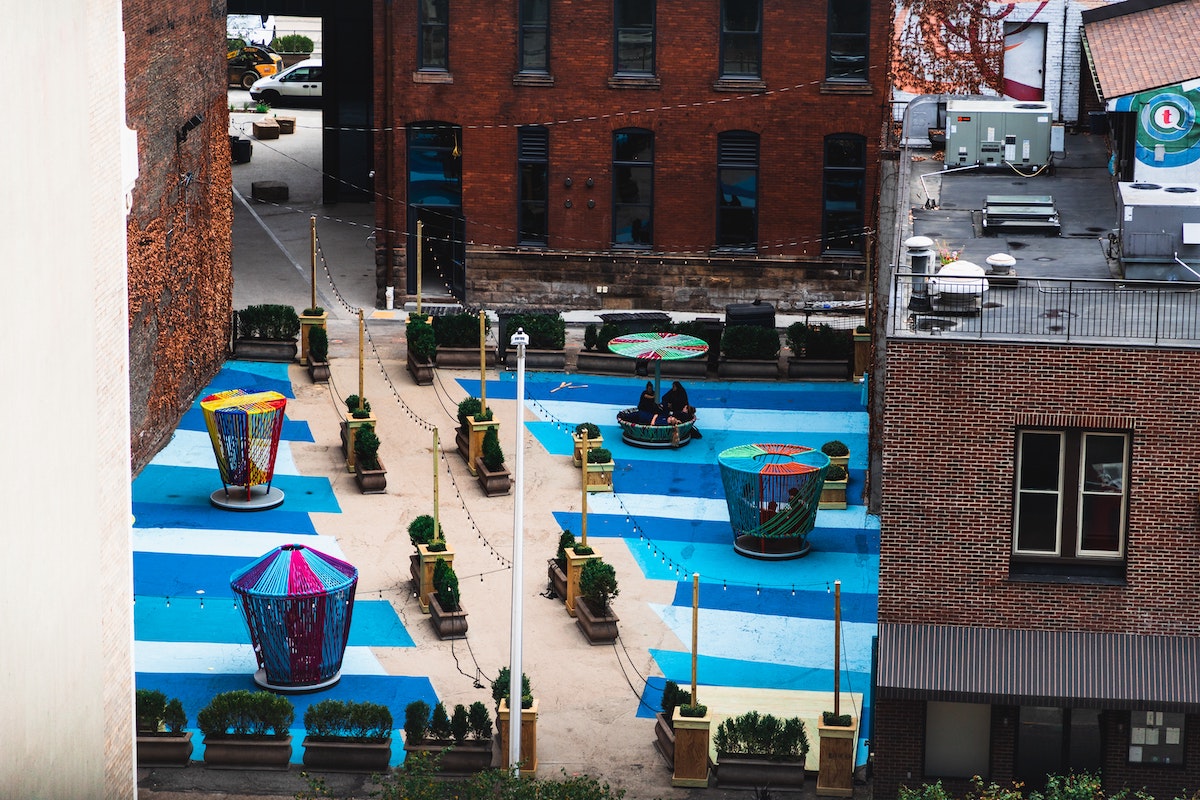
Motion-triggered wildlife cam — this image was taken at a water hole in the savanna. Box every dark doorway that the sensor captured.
[408,206,465,300]
[1015,707,1102,788]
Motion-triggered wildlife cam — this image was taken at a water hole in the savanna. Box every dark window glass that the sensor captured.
[613,129,653,247]
[407,123,461,205]
[420,0,449,70]
[826,0,868,81]
[517,127,549,245]
[615,0,655,74]
[822,134,865,254]
[520,0,549,72]
[717,131,758,249]
[721,0,761,78]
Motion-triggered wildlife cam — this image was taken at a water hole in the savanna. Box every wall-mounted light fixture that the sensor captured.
[585,177,594,188]
[563,177,573,187]
[177,113,205,143]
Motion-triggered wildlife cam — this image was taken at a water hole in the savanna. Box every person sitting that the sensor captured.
[661,380,701,438]
[634,381,679,425]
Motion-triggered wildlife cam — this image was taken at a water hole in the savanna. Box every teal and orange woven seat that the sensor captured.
[718,443,830,559]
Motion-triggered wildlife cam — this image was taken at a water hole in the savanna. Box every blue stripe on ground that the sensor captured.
[135,552,281,599]
[199,361,297,398]
[638,676,669,719]
[133,466,340,514]
[135,672,439,766]
[651,650,872,697]
[131,502,318,535]
[175,407,314,442]
[666,583,878,624]
[134,598,415,648]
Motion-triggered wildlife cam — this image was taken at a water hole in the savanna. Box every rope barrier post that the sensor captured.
[433,428,440,537]
[309,215,317,312]
[357,310,365,411]
[479,310,488,415]
[833,578,841,716]
[416,219,424,316]
[691,572,699,706]
[580,429,588,547]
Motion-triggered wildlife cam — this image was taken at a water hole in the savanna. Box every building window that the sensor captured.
[519,0,549,73]
[1015,707,1101,785]
[822,134,866,254]
[615,0,655,75]
[613,128,653,247]
[925,702,991,778]
[717,131,758,250]
[826,0,868,82]
[1013,430,1129,565]
[419,0,449,71]
[517,127,549,245]
[1128,712,1185,765]
[720,0,761,78]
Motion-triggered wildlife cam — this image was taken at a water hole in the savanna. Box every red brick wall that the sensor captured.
[879,340,1200,634]
[373,0,890,310]
[124,0,232,472]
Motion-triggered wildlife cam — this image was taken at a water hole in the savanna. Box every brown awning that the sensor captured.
[877,623,1200,712]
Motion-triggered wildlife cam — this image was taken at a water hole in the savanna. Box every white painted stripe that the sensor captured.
[133,528,346,559]
[587,493,879,530]
[151,429,301,475]
[135,641,387,675]
[650,603,876,673]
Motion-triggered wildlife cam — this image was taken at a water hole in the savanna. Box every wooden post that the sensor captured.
[833,579,841,716]
[309,215,317,311]
[479,310,488,415]
[415,219,423,316]
[357,310,364,411]
[691,572,699,705]
[580,430,588,547]
[433,428,440,536]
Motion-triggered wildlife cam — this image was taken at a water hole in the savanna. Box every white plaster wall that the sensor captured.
[0,3,135,798]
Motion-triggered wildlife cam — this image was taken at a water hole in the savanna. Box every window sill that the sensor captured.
[513,72,555,88]
[1009,560,1126,585]
[413,70,454,85]
[608,75,661,90]
[713,77,766,92]
[820,80,873,95]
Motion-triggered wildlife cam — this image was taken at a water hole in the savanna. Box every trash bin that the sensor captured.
[1088,111,1107,136]
[229,135,253,164]
[725,302,775,329]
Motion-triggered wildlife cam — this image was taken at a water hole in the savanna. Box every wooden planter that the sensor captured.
[232,338,297,363]
[564,548,600,617]
[463,415,500,477]
[820,479,848,510]
[497,698,538,776]
[429,591,469,639]
[407,349,435,385]
[302,737,392,772]
[298,311,328,366]
[307,360,331,383]
[718,358,780,380]
[575,596,619,644]
[584,459,615,492]
[825,452,850,469]
[816,717,858,797]
[852,332,871,381]
[717,753,806,790]
[576,351,634,375]
[475,457,512,496]
[341,414,377,473]
[523,348,567,371]
[136,732,193,768]
[671,708,712,788]
[547,559,567,600]
[435,346,497,368]
[354,457,387,494]
[404,739,493,774]
[659,358,708,379]
[201,736,293,770]
[787,357,852,381]
[572,432,604,467]
[415,544,454,613]
[654,712,675,766]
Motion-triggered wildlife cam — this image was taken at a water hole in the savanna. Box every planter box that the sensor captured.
[547,559,567,600]
[671,708,712,788]
[462,415,500,477]
[355,457,387,494]
[576,351,634,376]
[497,698,538,776]
[564,548,600,617]
[787,357,851,381]
[429,591,468,639]
[523,348,567,371]
[136,732,193,768]
[475,457,512,496]
[415,544,454,613]
[816,717,858,797]
[302,737,392,772]
[718,358,780,380]
[575,596,619,644]
[820,479,848,510]
[660,358,708,379]
[202,736,292,770]
[572,431,604,467]
[435,346,497,368]
[584,459,615,492]
[341,414,378,473]
[654,712,675,767]
[717,753,806,791]
[298,312,328,366]
[232,338,297,363]
[307,360,331,383]
[403,740,493,774]
[853,332,871,381]
[407,349,435,385]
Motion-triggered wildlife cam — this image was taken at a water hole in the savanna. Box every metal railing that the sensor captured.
[887,272,1200,346]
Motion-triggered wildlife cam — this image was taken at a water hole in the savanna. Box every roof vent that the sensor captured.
[1014,103,1047,110]
[1130,183,1162,190]
[1164,186,1198,193]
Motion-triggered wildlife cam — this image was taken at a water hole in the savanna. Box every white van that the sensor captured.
[250,58,322,106]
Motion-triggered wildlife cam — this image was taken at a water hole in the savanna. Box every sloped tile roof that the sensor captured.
[1085,0,1200,98]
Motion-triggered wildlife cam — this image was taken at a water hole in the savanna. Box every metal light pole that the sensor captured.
[508,327,530,775]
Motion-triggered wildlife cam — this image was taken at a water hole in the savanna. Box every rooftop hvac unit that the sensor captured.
[1117,182,1200,281]
[945,99,1053,170]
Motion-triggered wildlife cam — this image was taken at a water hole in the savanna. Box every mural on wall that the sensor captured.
[893,0,1053,99]
[1111,80,1200,182]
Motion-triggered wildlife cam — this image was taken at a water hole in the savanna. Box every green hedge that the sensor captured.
[434,312,486,348]
[720,325,780,360]
[197,690,294,739]
[506,312,566,350]
[303,699,392,743]
[713,710,808,762]
[270,34,314,53]
[237,304,300,340]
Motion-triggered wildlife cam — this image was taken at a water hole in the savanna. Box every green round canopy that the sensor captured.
[607,332,709,361]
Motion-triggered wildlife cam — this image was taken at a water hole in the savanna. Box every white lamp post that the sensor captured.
[508,327,530,775]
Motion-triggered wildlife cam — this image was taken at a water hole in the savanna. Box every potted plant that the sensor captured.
[584,447,616,492]
[718,324,781,379]
[852,323,871,382]
[197,689,294,770]
[575,557,619,644]
[429,557,468,639]
[135,688,193,767]
[572,422,604,467]
[232,303,301,362]
[455,396,482,461]
[306,324,330,382]
[406,314,436,385]
[546,529,574,600]
[298,305,327,367]
[492,668,538,776]
[672,701,712,788]
[821,439,850,468]
[787,322,853,380]
[460,403,499,478]
[433,312,495,368]
[713,710,809,790]
[340,394,376,473]
[653,680,691,766]
[408,514,452,613]
[475,425,511,496]
[403,699,494,775]
[583,323,599,352]
[353,423,386,493]
[575,320,649,375]
[564,540,600,617]
[301,699,393,772]
[820,464,849,509]
[660,319,714,378]
[501,311,567,369]
[816,710,858,797]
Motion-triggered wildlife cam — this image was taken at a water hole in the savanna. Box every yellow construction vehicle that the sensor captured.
[227,45,283,90]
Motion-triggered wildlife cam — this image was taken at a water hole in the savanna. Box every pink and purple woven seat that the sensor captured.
[230,544,359,690]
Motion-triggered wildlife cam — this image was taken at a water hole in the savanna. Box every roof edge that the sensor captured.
[1083,0,1195,25]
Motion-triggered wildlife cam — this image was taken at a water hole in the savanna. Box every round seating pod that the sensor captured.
[616,408,694,448]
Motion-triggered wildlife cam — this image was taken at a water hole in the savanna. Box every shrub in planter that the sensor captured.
[578,557,619,616]
[575,422,601,440]
[344,394,371,418]
[404,700,430,744]
[136,688,187,734]
[197,689,294,739]
[304,699,392,742]
[271,33,314,53]
[308,325,329,362]
[825,464,848,482]
[302,306,325,317]
[491,667,533,710]
[587,447,613,464]
[408,514,444,547]
[237,304,301,340]
[785,321,809,356]
[788,322,852,359]
[353,424,382,471]
[407,316,437,361]
[481,426,505,471]
[583,323,599,351]
[468,701,493,740]
[434,312,486,348]
[505,311,566,350]
[573,542,594,556]
[680,703,708,717]
[672,319,720,356]
[430,702,453,741]
[713,710,809,761]
[821,440,849,459]
[822,711,853,727]
[721,325,780,360]
[450,704,470,744]
[554,529,575,572]
[660,680,692,726]
[457,396,482,428]
[432,557,461,612]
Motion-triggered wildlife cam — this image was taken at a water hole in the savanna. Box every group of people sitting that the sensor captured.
[628,381,701,437]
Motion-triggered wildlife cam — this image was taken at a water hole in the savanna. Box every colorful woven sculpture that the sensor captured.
[200,389,287,495]
[718,443,830,559]
[230,544,359,690]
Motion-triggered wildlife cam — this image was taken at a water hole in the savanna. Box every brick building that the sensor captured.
[372,0,890,312]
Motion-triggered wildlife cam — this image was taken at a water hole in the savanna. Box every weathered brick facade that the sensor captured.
[372,0,889,312]
[875,339,1200,798]
[125,0,233,472]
